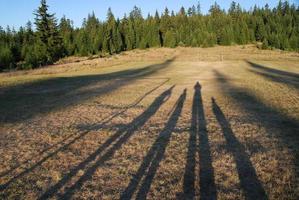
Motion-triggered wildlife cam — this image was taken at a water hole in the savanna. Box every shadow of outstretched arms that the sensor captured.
[39,85,174,199]
[121,89,186,199]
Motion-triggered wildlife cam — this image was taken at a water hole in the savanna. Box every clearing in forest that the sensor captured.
[0,46,299,199]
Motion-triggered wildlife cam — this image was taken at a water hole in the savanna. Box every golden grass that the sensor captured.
[0,46,299,199]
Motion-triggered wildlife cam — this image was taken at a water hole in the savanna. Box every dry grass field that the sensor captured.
[0,45,299,199]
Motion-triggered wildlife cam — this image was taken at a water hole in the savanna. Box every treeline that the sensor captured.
[0,0,298,70]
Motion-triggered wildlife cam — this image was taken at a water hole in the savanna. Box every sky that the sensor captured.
[1,0,298,29]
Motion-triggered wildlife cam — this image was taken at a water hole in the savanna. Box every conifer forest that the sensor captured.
[0,0,298,70]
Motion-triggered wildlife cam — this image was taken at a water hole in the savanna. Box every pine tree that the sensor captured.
[129,6,144,49]
[85,12,101,54]
[197,1,201,15]
[34,0,63,64]
[0,46,14,70]
[104,8,123,54]
[164,30,176,48]
[209,2,226,44]
[59,16,75,55]
[76,29,90,56]
[1,1,299,70]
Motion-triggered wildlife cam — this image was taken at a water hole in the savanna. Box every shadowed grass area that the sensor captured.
[38,86,174,199]
[0,47,299,199]
[183,82,217,200]
[247,61,299,79]
[0,58,174,124]
[246,61,299,90]
[0,80,168,192]
[214,70,299,143]
[214,70,299,195]
[212,97,267,200]
[121,89,186,199]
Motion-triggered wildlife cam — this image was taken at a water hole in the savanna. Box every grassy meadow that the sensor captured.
[0,45,299,199]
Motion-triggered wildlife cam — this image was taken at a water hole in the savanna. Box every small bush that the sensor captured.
[0,46,14,70]
[23,42,48,69]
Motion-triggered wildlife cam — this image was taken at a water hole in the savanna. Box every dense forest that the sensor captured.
[0,0,298,70]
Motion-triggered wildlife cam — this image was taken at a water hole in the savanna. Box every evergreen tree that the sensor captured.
[197,1,201,15]
[209,2,226,44]
[34,0,63,64]
[0,46,13,70]
[59,16,75,55]
[104,8,123,54]
[1,1,299,70]
[164,30,176,48]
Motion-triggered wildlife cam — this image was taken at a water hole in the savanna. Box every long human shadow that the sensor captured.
[246,61,299,89]
[212,97,267,200]
[0,79,168,189]
[38,86,174,199]
[0,58,175,124]
[121,89,187,200]
[214,70,299,195]
[76,78,170,132]
[182,82,217,200]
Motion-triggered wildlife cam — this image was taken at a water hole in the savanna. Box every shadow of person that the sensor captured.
[214,70,299,197]
[0,79,170,192]
[195,81,201,90]
[121,89,187,200]
[182,82,217,200]
[38,86,175,199]
[211,97,267,200]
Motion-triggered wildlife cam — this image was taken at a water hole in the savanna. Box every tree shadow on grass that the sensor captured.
[0,58,175,124]
[212,97,267,200]
[0,79,168,191]
[182,82,217,200]
[246,61,299,90]
[214,70,299,197]
[121,89,186,200]
[247,61,299,79]
[38,85,174,199]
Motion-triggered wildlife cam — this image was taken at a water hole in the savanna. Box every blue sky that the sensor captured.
[1,0,298,29]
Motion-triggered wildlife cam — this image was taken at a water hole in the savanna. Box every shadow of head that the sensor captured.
[211,97,216,103]
[194,81,202,90]
[178,88,187,104]
[183,88,187,94]
[181,89,187,101]
[164,85,175,97]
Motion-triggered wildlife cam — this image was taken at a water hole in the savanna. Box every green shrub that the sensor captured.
[0,46,14,70]
[23,42,48,69]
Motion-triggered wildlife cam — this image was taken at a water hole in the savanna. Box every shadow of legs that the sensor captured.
[212,97,267,200]
[183,82,217,200]
[39,86,174,199]
[121,89,187,200]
